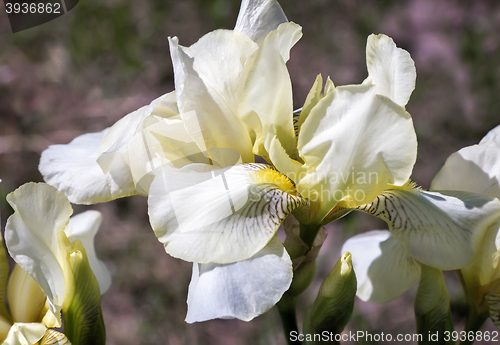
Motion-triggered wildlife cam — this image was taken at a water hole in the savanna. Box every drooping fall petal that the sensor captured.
[357,187,500,270]
[148,163,305,264]
[39,130,137,204]
[185,236,292,322]
[341,230,421,303]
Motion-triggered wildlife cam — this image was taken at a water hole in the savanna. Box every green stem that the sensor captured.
[277,294,301,345]
[456,270,488,345]
[277,222,322,345]
[459,310,488,345]
[299,223,322,249]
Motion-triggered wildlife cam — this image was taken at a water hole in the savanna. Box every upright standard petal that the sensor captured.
[148,163,306,264]
[234,0,288,45]
[65,210,111,294]
[5,183,71,319]
[357,186,500,270]
[341,230,421,303]
[185,236,292,322]
[363,34,416,107]
[169,34,255,163]
[39,130,137,204]
[479,124,500,147]
[431,144,500,200]
[239,22,302,160]
[297,85,417,220]
[294,74,334,137]
[125,114,207,194]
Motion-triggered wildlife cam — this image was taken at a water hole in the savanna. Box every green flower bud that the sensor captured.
[414,265,453,345]
[304,252,356,338]
[59,233,106,345]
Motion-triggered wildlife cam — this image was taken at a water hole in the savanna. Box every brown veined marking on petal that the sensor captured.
[359,191,414,232]
[362,186,466,241]
[355,181,424,233]
[241,165,306,236]
[215,163,306,247]
[40,329,71,345]
[293,108,302,139]
[389,189,428,234]
[486,291,500,329]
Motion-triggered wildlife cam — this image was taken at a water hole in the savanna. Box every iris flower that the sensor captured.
[2,183,110,344]
[145,32,425,323]
[37,0,500,325]
[39,0,304,323]
[342,125,500,308]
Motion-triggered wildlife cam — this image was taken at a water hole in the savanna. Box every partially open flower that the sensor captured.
[3,182,110,344]
[342,125,500,315]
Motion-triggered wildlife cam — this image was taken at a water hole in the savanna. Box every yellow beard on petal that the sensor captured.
[250,168,298,195]
[325,179,422,219]
[388,179,422,193]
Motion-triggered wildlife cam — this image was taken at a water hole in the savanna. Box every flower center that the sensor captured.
[250,168,297,195]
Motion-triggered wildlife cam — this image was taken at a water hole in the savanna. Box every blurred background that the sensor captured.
[1,0,500,343]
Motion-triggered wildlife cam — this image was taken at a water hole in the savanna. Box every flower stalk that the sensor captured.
[277,294,300,345]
